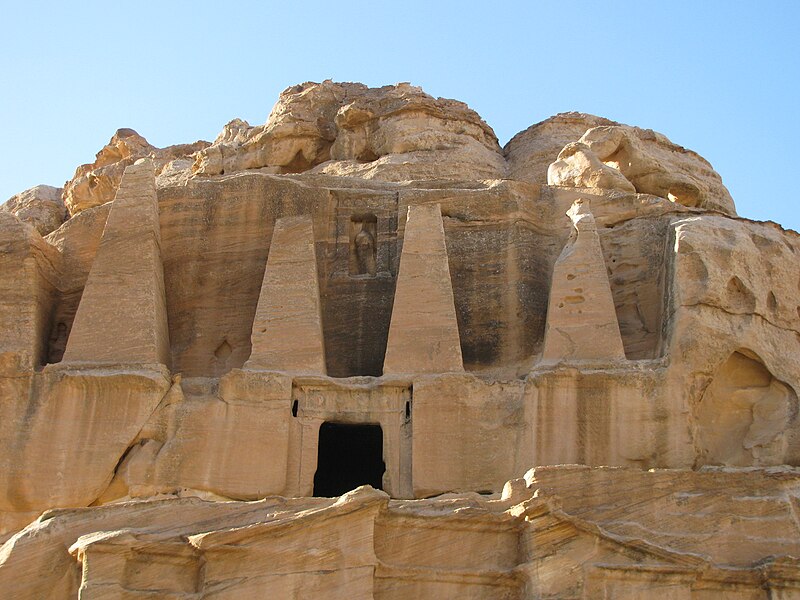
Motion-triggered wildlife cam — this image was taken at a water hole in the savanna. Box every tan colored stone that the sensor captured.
[193,81,505,182]
[383,203,463,374]
[547,141,636,192]
[0,81,798,597]
[541,200,626,363]
[244,215,326,374]
[63,128,208,216]
[191,82,367,176]
[0,366,170,518]
[411,374,527,496]
[696,350,796,466]
[62,160,170,366]
[669,214,800,468]
[62,128,154,216]
[1,184,66,236]
[509,112,735,214]
[43,201,110,364]
[318,82,505,181]
[579,124,735,213]
[505,112,619,185]
[96,372,292,504]
[0,212,60,372]
[0,469,798,598]
[158,175,331,377]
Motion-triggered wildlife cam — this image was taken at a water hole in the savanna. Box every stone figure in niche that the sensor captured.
[350,215,378,277]
[47,322,68,364]
[355,226,376,275]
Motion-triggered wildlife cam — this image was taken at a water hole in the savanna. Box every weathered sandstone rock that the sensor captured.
[244,215,326,373]
[0,82,797,598]
[2,469,799,598]
[577,124,736,213]
[547,141,636,193]
[317,82,505,181]
[192,82,366,176]
[383,203,463,374]
[508,112,736,214]
[0,211,60,372]
[193,81,505,182]
[61,160,170,366]
[505,112,619,185]
[0,184,66,235]
[541,200,626,363]
[62,128,208,215]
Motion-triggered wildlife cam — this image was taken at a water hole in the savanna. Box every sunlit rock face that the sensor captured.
[191,80,506,182]
[61,128,208,216]
[1,81,799,598]
[1,185,66,236]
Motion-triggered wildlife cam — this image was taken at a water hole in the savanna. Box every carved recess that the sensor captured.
[695,350,798,467]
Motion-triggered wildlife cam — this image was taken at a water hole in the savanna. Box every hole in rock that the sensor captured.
[313,422,385,497]
[214,340,232,361]
[291,400,298,417]
[357,148,379,162]
[281,149,314,174]
[726,276,756,313]
[695,349,797,467]
[767,291,778,313]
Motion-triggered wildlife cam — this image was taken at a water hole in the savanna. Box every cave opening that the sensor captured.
[313,422,385,497]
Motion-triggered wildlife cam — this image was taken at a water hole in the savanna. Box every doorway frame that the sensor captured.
[284,378,412,498]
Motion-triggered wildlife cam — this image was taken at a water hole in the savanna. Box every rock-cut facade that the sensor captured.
[1,81,799,598]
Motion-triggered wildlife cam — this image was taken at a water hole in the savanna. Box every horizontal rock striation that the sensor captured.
[0,81,797,598]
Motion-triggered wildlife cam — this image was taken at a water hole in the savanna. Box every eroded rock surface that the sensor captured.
[62,128,208,215]
[505,112,619,185]
[0,81,797,598]
[577,125,735,213]
[192,80,506,182]
[509,112,736,214]
[1,184,66,235]
[547,141,636,193]
[1,469,799,599]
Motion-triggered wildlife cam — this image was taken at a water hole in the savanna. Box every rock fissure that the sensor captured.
[0,81,799,598]
[682,301,800,336]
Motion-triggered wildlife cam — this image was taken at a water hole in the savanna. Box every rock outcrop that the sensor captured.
[62,128,208,215]
[504,112,619,185]
[566,125,735,213]
[508,112,736,214]
[547,141,637,193]
[1,184,66,235]
[0,82,796,598]
[192,80,506,182]
[2,469,799,599]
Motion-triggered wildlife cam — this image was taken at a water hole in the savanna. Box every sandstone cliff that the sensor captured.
[0,81,797,599]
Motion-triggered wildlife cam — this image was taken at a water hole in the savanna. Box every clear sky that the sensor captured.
[2,1,799,231]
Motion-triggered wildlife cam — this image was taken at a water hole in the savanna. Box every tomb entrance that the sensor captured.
[313,422,386,497]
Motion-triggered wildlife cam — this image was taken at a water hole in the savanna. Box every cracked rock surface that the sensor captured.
[0,81,798,599]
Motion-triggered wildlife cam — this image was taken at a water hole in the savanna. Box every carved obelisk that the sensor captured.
[541,199,626,364]
[244,215,326,374]
[62,160,170,366]
[383,203,463,374]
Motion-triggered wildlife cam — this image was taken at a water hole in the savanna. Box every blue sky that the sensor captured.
[2,1,798,231]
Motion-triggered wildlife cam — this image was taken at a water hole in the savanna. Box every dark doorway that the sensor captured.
[313,422,385,497]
